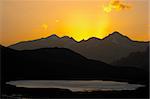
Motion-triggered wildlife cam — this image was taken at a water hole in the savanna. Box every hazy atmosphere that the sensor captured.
[1,0,149,46]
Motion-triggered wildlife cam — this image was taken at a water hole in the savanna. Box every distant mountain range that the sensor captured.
[9,31,149,64]
[1,45,148,84]
[112,47,149,70]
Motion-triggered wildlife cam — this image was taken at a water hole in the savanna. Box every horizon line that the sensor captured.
[2,31,150,47]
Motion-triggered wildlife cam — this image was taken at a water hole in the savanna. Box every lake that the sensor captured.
[6,80,144,92]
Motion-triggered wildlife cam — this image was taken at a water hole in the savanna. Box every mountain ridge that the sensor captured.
[8,31,149,47]
[1,46,148,84]
[8,31,149,64]
[112,47,149,71]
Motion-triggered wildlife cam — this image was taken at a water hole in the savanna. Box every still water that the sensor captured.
[7,80,144,92]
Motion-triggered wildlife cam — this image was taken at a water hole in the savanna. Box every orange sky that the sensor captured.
[1,0,149,46]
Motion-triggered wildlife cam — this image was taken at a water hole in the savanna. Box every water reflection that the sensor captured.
[7,80,144,92]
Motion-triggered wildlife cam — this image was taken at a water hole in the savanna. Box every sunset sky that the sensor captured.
[1,0,149,46]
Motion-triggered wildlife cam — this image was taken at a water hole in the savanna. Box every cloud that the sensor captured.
[41,24,48,30]
[103,0,131,13]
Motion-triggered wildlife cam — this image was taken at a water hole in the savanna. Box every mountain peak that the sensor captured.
[50,34,60,38]
[45,34,60,40]
[104,31,131,43]
[110,31,125,37]
[112,31,121,34]
[60,36,77,43]
[61,36,73,40]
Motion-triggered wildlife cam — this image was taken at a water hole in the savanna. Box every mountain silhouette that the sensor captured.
[104,31,131,42]
[112,47,149,71]
[9,31,149,65]
[1,45,148,84]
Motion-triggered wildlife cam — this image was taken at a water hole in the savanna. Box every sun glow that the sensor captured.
[2,0,148,46]
[41,24,48,31]
[53,11,110,41]
[55,19,60,23]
